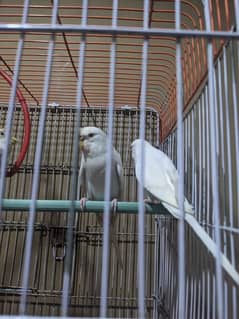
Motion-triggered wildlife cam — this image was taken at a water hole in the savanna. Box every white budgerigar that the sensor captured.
[131,139,239,285]
[131,139,193,218]
[79,126,123,269]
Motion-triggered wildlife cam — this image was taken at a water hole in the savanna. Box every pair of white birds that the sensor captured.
[79,127,239,284]
[79,126,185,269]
[79,126,190,218]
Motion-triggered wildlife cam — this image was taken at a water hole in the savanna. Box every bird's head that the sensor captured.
[131,139,150,160]
[131,139,139,160]
[79,126,107,157]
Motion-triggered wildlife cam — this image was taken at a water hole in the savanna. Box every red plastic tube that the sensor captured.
[0,70,31,177]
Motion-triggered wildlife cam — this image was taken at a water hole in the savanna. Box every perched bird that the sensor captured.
[79,126,123,269]
[131,139,239,285]
[131,139,193,218]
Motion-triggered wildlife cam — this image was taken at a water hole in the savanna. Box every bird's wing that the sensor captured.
[160,151,179,200]
[153,148,194,215]
[140,147,179,209]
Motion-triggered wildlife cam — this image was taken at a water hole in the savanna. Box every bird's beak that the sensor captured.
[80,141,84,151]
[79,137,85,151]
[11,136,18,145]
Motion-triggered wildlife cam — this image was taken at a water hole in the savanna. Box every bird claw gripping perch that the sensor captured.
[80,197,88,212]
[111,198,118,217]
[144,198,161,205]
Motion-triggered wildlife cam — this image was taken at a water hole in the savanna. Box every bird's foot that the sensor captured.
[80,197,88,212]
[111,198,118,217]
[144,198,161,205]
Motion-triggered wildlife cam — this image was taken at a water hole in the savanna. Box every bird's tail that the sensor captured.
[109,213,124,270]
[184,198,194,214]
[96,214,123,270]
[185,214,239,285]
[110,228,124,270]
[162,205,239,284]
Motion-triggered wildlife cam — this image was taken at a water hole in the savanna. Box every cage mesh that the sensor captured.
[0,106,159,318]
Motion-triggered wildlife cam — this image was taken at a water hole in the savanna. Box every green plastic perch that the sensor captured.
[2,199,169,215]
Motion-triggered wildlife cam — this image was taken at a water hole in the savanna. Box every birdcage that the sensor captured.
[0,1,238,318]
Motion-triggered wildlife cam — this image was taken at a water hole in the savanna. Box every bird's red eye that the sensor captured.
[88,133,95,138]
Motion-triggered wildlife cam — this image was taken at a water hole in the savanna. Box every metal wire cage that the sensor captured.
[0,0,239,318]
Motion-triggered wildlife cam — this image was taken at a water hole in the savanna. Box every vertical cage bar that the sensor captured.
[229,42,239,228]
[0,0,30,215]
[221,48,237,319]
[19,1,59,314]
[203,1,224,318]
[201,95,206,225]
[234,0,239,28]
[228,42,239,319]
[204,88,210,233]
[198,99,203,221]
[191,109,195,209]
[137,1,149,318]
[201,272,206,319]
[219,50,234,260]
[153,218,159,319]
[175,1,186,318]
[61,0,88,315]
[100,0,118,316]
